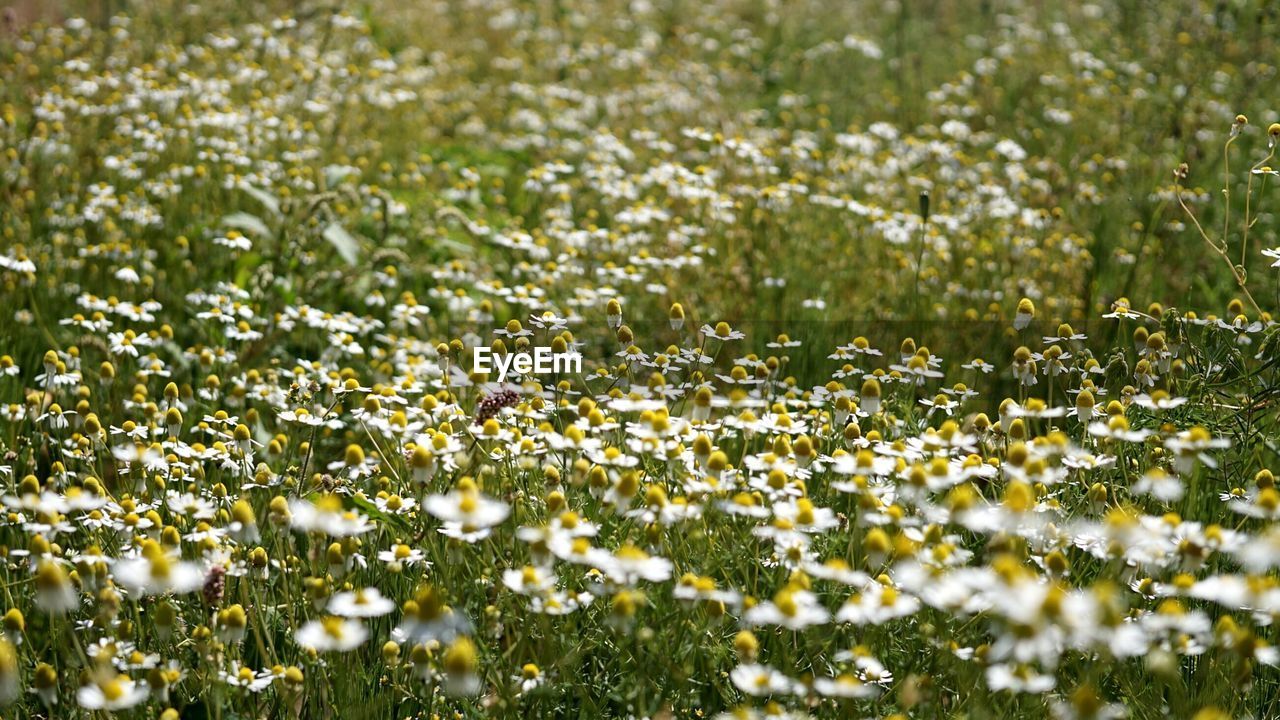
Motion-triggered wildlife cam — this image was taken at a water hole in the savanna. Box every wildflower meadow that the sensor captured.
[4,1,1280,718]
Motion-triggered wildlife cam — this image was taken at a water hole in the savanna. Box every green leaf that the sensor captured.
[234,251,264,288]
[241,185,282,217]
[223,212,273,240]
[324,164,359,188]
[347,493,412,534]
[437,234,477,257]
[323,222,360,265]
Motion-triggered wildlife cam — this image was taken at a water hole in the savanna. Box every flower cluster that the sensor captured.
[2,2,1280,719]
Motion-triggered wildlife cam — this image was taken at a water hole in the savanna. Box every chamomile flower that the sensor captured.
[376,543,429,571]
[424,485,510,538]
[730,664,803,697]
[513,663,547,695]
[288,496,377,537]
[76,674,148,710]
[295,616,369,652]
[836,582,921,625]
[601,545,674,585]
[1014,298,1036,330]
[1165,427,1230,473]
[113,541,205,596]
[219,664,274,692]
[701,322,746,341]
[745,588,830,630]
[329,587,397,617]
[1133,468,1184,502]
